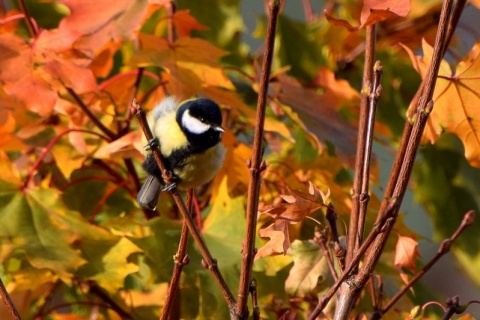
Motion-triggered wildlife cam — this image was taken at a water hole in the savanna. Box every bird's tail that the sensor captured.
[137,175,162,210]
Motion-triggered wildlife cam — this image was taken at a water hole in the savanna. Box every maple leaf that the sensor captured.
[270,71,359,166]
[325,0,410,31]
[35,0,153,56]
[284,240,330,297]
[256,183,329,259]
[131,34,233,98]
[173,10,207,37]
[394,235,421,284]
[405,40,480,167]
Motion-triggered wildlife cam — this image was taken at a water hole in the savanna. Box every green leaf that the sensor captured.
[128,216,184,283]
[0,188,86,280]
[284,240,330,297]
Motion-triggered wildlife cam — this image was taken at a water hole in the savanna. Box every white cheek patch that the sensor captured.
[182,110,211,134]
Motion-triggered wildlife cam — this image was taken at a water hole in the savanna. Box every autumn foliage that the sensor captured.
[1,0,480,319]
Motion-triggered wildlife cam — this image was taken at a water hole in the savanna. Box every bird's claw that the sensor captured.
[161,182,177,192]
[144,137,159,151]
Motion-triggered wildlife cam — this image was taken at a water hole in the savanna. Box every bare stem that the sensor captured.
[346,25,377,267]
[17,0,38,37]
[236,1,280,318]
[132,100,236,311]
[160,189,194,320]
[0,277,21,320]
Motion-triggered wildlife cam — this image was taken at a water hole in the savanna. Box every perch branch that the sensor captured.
[160,189,194,320]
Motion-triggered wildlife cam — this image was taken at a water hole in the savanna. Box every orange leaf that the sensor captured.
[261,184,326,223]
[173,10,207,37]
[394,235,420,274]
[35,0,151,55]
[132,35,232,98]
[255,221,290,259]
[325,0,410,31]
[406,40,480,167]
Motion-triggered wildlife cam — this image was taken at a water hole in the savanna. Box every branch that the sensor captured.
[346,25,377,267]
[309,0,456,318]
[236,0,280,318]
[372,210,475,319]
[160,189,193,320]
[132,100,236,311]
[346,25,381,264]
[17,0,38,37]
[0,277,21,320]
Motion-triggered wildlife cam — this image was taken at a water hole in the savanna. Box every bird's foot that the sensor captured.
[144,137,159,151]
[161,182,177,192]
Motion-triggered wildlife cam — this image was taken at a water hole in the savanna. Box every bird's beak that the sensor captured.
[213,126,225,133]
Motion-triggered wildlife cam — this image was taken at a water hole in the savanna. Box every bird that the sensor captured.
[137,96,226,210]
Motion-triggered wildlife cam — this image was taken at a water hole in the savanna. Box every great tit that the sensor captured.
[137,97,226,210]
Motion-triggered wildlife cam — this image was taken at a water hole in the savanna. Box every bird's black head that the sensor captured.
[176,98,224,152]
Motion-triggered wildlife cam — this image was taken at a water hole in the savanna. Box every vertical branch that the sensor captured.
[235,1,280,318]
[160,189,194,320]
[346,24,377,267]
[309,1,456,317]
[0,278,21,320]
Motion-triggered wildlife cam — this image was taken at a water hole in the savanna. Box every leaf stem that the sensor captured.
[236,1,280,318]
[132,100,236,311]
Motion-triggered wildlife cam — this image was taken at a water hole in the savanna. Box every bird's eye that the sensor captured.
[199,117,205,122]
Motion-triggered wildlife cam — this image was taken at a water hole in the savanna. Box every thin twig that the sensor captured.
[121,68,145,136]
[88,282,133,319]
[346,24,377,267]
[132,100,236,311]
[236,1,280,318]
[0,277,21,320]
[17,0,38,37]
[22,129,111,189]
[160,189,193,320]
[66,88,117,141]
[250,279,260,320]
[374,210,475,318]
[314,229,338,281]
